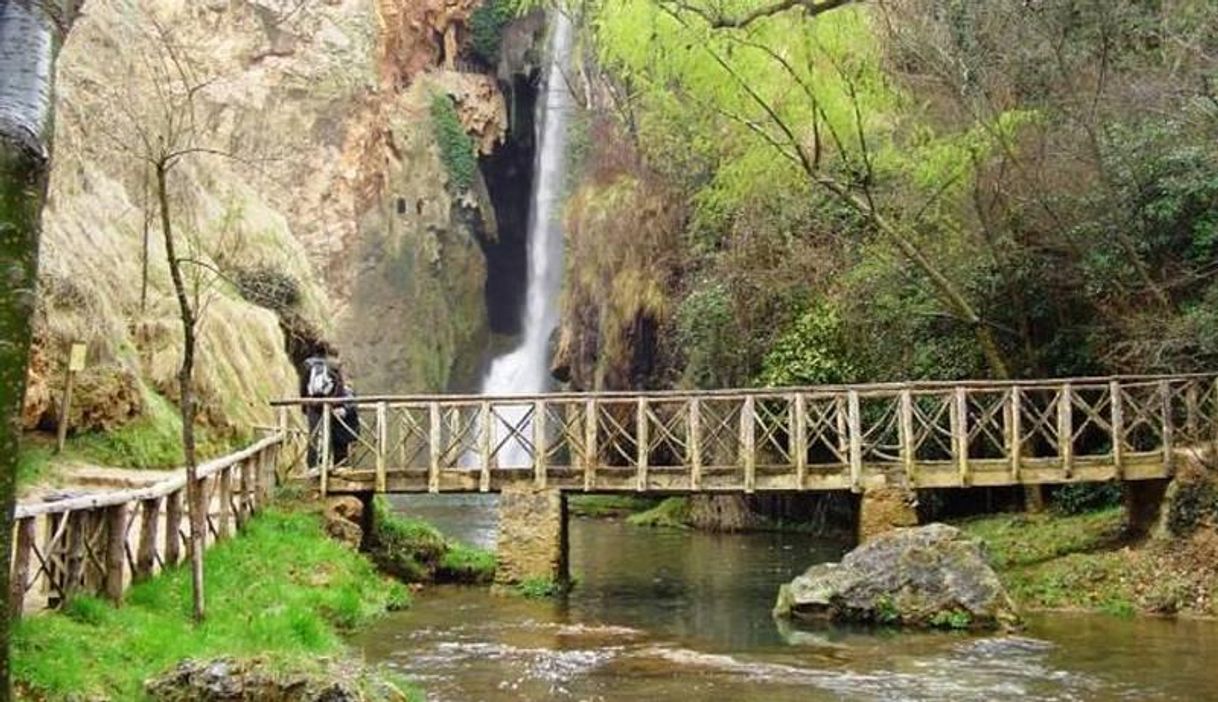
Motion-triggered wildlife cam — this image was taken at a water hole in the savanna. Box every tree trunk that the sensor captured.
[0,4,79,698]
[156,162,205,622]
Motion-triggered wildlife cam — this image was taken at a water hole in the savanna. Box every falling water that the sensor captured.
[476,13,575,466]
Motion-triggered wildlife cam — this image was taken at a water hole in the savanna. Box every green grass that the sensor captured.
[514,577,565,599]
[368,497,496,584]
[65,391,233,470]
[438,542,497,584]
[17,446,55,487]
[957,508,1138,613]
[568,494,658,518]
[13,508,411,700]
[627,497,691,529]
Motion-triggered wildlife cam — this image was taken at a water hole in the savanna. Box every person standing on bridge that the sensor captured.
[302,356,345,469]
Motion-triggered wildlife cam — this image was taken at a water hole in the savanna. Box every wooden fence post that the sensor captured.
[165,490,183,567]
[954,387,969,487]
[847,391,862,493]
[10,517,35,617]
[479,402,492,493]
[376,402,388,493]
[584,399,598,491]
[104,504,128,604]
[689,398,702,491]
[636,398,648,492]
[535,400,548,489]
[1058,383,1074,479]
[135,498,160,582]
[218,466,233,540]
[1009,387,1022,483]
[320,405,332,497]
[1161,380,1175,477]
[64,511,85,600]
[1110,380,1125,479]
[793,394,807,490]
[429,403,442,493]
[899,389,914,488]
[740,396,756,493]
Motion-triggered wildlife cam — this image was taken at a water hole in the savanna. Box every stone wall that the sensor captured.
[494,484,568,587]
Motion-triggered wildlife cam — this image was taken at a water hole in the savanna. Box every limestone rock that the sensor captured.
[324,496,365,548]
[774,523,1019,630]
[145,657,404,701]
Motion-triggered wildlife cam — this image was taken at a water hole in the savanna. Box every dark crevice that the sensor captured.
[476,71,540,337]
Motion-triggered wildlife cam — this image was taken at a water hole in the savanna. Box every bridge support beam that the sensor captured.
[1123,478,1171,539]
[857,486,919,544]
[494,485,569,591]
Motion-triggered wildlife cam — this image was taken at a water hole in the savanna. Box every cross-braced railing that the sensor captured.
[273,373,1218,496]
[9,434,284,616]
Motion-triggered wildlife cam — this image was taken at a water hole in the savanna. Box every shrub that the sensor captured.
[1051,482,1123,515]
[469,0,516,65]
[431,93,477,192]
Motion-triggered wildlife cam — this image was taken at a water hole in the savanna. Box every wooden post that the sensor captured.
[276,405,290,478]
[320,405,332,497]
[222,466,237,539]
[55,342,87,454]
[835,394,849,470]
[1110,380,1125,479]
[1058,384,1074,479]
[954,388,969,487]
[741,396,756,493]
[104,504,128,604]
[899,389,914,487]
[165,490,183,567]
[479,402,492,493]
[584,399,598,491]
[1009,387,1022,483]
[429,403,442,493]
[64,511,85,599]
[1185,381,1199,442]
[689,398,702,491]
[1161,380,1174,477]
[376,402,388,493]
[10,517,35,617]
[135,498,160,582]
[237,458,252,528]
[793,394,807,490]
[535,400,548,489]
[635,397,648,492]
[847,391,863,493]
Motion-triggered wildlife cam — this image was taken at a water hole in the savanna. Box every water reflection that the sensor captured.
[357,496,1217,701]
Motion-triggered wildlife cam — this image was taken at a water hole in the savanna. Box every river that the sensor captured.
[351,496,1218,701]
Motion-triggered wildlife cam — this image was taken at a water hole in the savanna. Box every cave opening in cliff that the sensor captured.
[477,72,540,337]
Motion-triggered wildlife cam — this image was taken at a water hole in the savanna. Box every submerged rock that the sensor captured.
[773,523,1019,630]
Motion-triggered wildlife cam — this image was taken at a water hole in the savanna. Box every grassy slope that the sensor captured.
[958,508,1217,617]
[13,508,415,700]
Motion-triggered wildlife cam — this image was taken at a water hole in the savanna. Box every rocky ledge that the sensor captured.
[773,523,1019,630]
[145,657,410,701]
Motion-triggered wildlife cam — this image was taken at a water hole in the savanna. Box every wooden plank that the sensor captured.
[792,394,807,490]
[135,498,160,582]
[535,400,548,489]
[846,391,862,493]
[479,402,492,493]
[428,403,442,494]
[376,402,388,493]
[1009,387,1022,482]
[1058,383,1074,479]
[636,397,648,492]
[1160,380,1174,477]
[1110,380,1124,479]
[164,489,183,567]
[741,396,756,494]
[320,405,332,497]
[954,388,969,487]
[64,511,85,599]
[104,504,128,604]
[218,466,233,540]
[898,389,914,487]
[10,517,35,617]
[583,399,598,491]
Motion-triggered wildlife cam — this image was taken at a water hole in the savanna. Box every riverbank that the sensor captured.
[956,508,1217,618]
[12,507,420,700]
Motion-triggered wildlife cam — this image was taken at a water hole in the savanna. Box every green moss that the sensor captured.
[437,542,497,584]
[514,577,564,599]
[469,0,516,64]
[929,610,973,630]
[627,497,691,529]
[430,93,477,192]
[12,508,411,700]
[568,494,658,518]
[66,391,230,470]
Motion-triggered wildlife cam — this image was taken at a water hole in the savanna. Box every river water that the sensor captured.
[351,496,1218,701]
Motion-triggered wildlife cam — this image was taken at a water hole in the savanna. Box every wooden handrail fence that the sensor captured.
[275,374,1218,496]
[9,433,285,616]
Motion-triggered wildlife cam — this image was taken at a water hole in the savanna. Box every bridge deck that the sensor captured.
[272,373,1218,495]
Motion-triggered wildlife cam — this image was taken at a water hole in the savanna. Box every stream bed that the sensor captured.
[351,496,1218,701]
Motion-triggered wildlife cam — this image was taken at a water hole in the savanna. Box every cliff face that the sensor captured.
[24,0,519,440]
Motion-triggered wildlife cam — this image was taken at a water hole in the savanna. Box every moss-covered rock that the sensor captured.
[774,523,1020,630]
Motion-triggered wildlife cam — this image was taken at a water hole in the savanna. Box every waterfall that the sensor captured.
[476,12,574,466]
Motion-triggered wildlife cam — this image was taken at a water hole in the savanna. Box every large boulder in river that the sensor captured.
[773,523,1019,630]
[145,657,408,701]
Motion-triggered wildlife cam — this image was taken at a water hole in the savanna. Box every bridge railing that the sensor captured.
[9,433,284,616]
[271,373,1218,494]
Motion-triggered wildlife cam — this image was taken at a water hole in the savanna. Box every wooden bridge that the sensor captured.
[275,373,1218,497]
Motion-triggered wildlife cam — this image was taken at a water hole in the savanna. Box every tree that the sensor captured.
[0,1,83,698]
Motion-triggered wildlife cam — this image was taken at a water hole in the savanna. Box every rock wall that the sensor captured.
[25,0,524,439]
